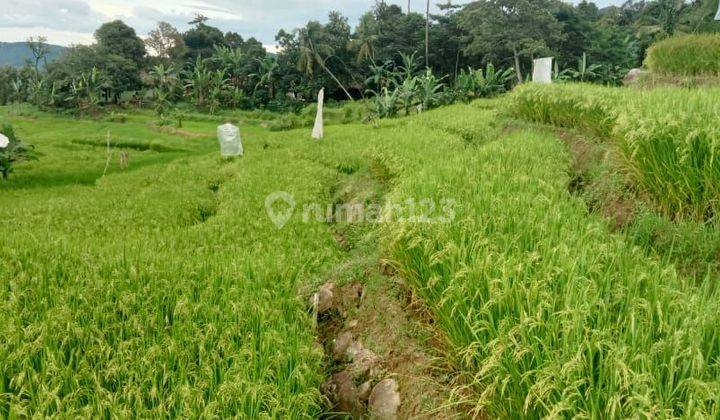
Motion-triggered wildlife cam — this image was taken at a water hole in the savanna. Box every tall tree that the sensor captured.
[458,0,564,83]
[183,17,227,59]
[145,22,186,61]
[95,20,146,65]
[93,20,146,102]
[26,36,50,78]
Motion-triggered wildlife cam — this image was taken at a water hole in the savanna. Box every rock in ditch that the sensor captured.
[349,347,380,378]
[311,282,335,314]
[345,340,364,360]
[368,379,400,419]
[330,369,365,416]
[357,380,373,402]
[332,331,354,360]
[338,282,364,310]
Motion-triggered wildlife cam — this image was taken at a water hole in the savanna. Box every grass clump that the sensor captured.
[645,34,720,77]
[506,83,622,137]
[615,88,720,222]
[509,83,720,225]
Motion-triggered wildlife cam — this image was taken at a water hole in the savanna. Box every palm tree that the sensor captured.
[350,32,378,65]
[297,27,354,101]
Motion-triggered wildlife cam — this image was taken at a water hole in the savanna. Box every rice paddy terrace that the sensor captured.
[1,85,719,418]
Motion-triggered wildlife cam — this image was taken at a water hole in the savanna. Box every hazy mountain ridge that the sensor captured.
[0,42,65,68]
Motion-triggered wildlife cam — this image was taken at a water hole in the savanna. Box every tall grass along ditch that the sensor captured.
[508,83,720,224]
[383,124,720,418]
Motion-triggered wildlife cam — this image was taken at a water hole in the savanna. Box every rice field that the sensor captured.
[2,84,720,418]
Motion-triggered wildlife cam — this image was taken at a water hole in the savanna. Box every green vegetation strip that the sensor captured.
[645,34,720,77]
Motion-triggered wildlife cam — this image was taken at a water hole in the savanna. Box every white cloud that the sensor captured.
[0,26,95,45]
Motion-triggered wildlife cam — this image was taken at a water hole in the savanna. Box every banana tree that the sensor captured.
[68,67,103,115]
[212,45,245,89]
[185,56,212,108]
[208,69,229,114]
[569,53,603,82]
[251,57,278,100]
[416,70,444,111]
[475,63,515,97]
[365,61,394,93]
[395,76,418,115]
[28,78,48,108]
[149,64,177,116]
[368,87,399,118]
[397,51,421,82]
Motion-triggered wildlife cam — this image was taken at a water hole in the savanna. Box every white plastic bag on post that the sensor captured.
[312,88,324,140]
[216,123,243,157]
[532,57,553,84]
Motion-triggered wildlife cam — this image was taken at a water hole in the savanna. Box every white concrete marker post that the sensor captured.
[312,88,324,140]
[532,57,553,84]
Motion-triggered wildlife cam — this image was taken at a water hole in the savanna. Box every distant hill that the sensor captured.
[0,42,65,68]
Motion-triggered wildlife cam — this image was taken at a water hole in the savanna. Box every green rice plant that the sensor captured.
[614,88,720,222]
[506,83,623,137]
[3,91,720,418]
[377,117,720,418]
[300,103,720,416]
[508,83,720,223]
[645,34,720,77]
[0,110,342,417]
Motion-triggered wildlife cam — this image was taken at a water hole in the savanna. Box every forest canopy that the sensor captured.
[1,0,718,112]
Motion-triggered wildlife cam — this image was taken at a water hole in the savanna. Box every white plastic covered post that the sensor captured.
[312,88,324,140]
[532,57,553,84]
[216,123,243,157]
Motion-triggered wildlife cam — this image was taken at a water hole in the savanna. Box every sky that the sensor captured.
[0,0,624,51]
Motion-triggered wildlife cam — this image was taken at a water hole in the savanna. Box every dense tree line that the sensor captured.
[0,0,718,114]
